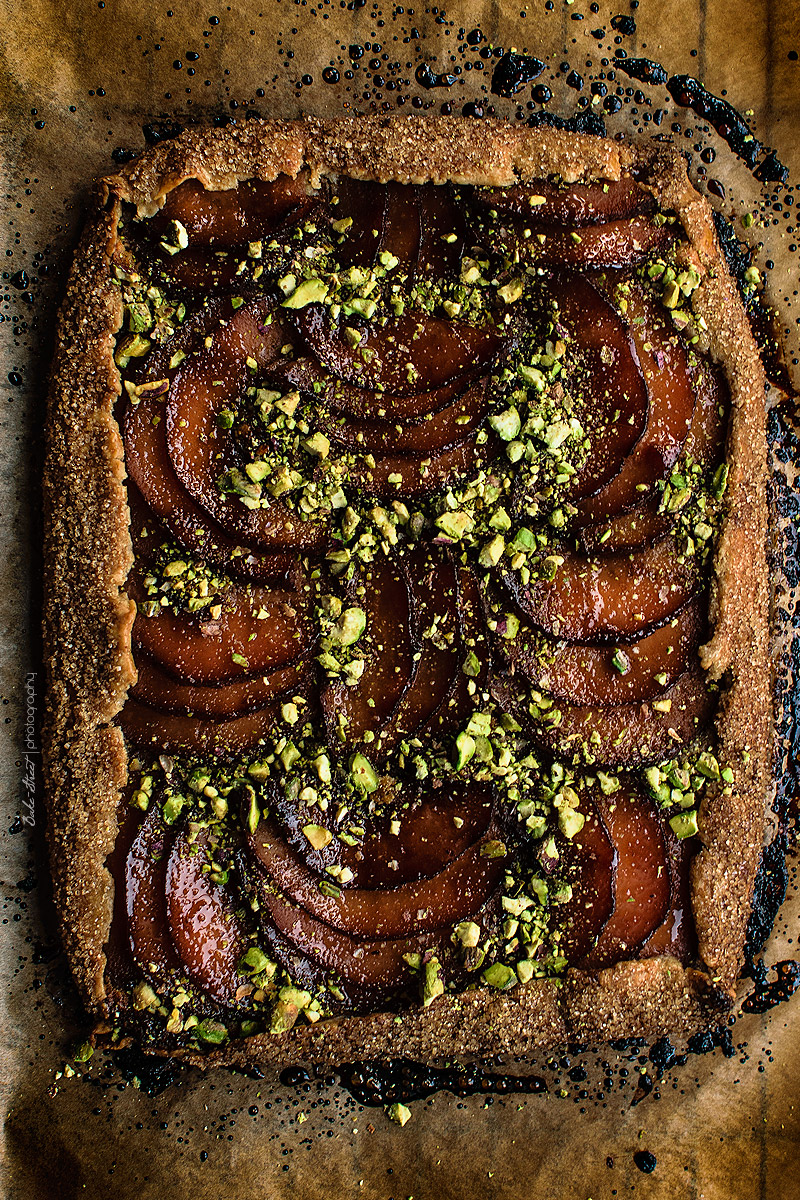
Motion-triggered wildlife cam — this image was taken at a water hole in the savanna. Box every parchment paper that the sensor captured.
[2,0,799,1196]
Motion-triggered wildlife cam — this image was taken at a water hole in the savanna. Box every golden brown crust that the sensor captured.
[43,117,771,1057]
[42,191,137,1004]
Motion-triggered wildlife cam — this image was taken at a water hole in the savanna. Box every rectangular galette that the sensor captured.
[43,117,771,1068]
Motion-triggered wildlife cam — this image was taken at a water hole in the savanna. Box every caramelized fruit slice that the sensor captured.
[497,215,673,268]
[356,431,493,499]
[581,788,670,968]
[578,356,728,555]
[149,175,314,246]
[332,178,390,268]
[574,282,696,525]
[415,183,467,278]
[132,653,309,719]
[268,783,494,888]
[388,547,462,744]
[126,806,180,975]
[131,577,311,684]
[258,886,448,992]
[475,176,655,225]
[557,800,616,962]
[124,388,298,584]
[506,597,704,706]
[493,664,714,769]
[315,377,488,457]
[373,547,461,755]
[248,816,504,938]
[639,830,697,961]
[293,305,501,396]
[380,182,423,269]
[542,273,649,501]
[120,693,286,754]
[166,830,247,1005]
[165,297,327,549]
[321,554,416,745]
[422,565,489,740]
[278,355,474,423]
[501,536,699,643]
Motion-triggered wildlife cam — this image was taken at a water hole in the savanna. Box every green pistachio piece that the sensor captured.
[453,920,481,948]
[478,534,505,567]
[349,752,379,794]
[281,277,329,308]
[435,510,474,540]
[489,407,522,442]
[194,1019,229,1044]
[453,731,476,770]
[303,824,333,850]
[669,810,699,840]
[238,947,274,976]
[696,751,721,780]
[386,1102,412,1126]
[302,431,331,459]
[482,962,517,990]
[331,606,367,646]
[558,807,585,839]
[497,278,524,304]
[421,956,444,1007]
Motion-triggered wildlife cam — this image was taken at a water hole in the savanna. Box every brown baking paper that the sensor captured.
[2,0,799,1196]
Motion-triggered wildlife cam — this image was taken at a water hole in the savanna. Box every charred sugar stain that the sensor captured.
[332,1060,549,1107]
[610,14,636,36]
[490,51,545,98]
[667,74,788,183]
[742,961,800,1014]
[634,1150,657,1173]
[616,57,669,86]
[142,120,185,145]
[415,63,457,89]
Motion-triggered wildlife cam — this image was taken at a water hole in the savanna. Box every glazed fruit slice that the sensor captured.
[131,653,310,719]
[277,354,477,423]
[492,664,715,769]
[149,174,315,246]
[374,546,461,754]
[422,565,490,740]
[165,296,328,549]
[248,816,505,938]
[120,693,288,754]
[581,788,670,968]
[495,214,673,268]
[535,273,649,502]
[293,305,501,396]
[124,389,300,584]
[578,356,728,555]
[126,806,180,975]
[314,376,488,456]
[267,783,494,888]
[574,281,696,526]
[556,800,616,962]
[321,554,416,746]
[257,886,452,993]
[475,176,655,226]
[501,536,699,643]
[639,829,697,962]
[166,830,248,1006]
[415,183,467,278]
[505,597,704,706]
[357,431,493,499]
[332,178,393,269]
[131,578,311,685]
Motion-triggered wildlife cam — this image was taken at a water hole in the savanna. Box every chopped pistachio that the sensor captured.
[482,962,517,990]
